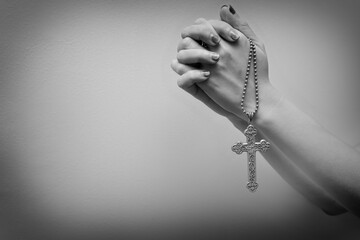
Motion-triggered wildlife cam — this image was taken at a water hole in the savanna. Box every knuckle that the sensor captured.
[182,37,193,48]
[225,26,233,34]
[176,50,185,61]
[170,59,178,72]
[177,78,185,88]
[222,51,230,59]
[219,47,230,59]
[177,37,194,52]
[195,18,206,24]
[178,64,189,75]
[181,26,190,38]
[180,31,186,39]
[207,19,216,24]
[177,38,188,51]
[177,39,183,52]
[207,19,219,28]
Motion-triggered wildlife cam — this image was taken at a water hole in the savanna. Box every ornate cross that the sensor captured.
[232,125,270,192]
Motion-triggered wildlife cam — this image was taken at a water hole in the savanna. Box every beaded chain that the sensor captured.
[240,38,259,122]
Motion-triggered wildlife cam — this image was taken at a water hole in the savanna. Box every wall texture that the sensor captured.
[0,0,359,239]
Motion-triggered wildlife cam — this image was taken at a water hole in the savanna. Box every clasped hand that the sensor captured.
[171,6,275,124]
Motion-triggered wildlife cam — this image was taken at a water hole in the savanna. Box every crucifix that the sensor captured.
[231,124,270,192]
[231,38,270,192]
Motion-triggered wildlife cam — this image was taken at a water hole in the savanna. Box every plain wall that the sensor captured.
[0,0,359,239]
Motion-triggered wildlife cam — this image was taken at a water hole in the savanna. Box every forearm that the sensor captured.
[227,114,347,215]
[255,88,360,216]
[260,133,347,215]
[172,7,358,215]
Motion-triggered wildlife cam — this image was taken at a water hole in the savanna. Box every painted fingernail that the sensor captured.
[229,4,236,14]
[211,52,220,61]
[210,33,220,44]
[203,71,210,77]
[230,31,239,40]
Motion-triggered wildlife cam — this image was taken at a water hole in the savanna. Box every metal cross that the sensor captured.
[231,125,270,192]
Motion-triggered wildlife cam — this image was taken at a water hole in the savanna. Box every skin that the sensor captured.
[171,5,360,216]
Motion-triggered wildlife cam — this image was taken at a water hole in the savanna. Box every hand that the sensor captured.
[172,6,279,123]
[171,17,241,119]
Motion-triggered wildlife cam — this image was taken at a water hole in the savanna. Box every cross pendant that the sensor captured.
[231,125,270,192]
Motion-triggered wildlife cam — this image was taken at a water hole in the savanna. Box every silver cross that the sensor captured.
[232,125,270,192]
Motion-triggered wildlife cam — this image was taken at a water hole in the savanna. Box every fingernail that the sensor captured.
[230,31,239,40]
[221,4,228,9]
[203,71,210,77]
[211,53,220,61]
[210,33,220,44]
[229,4,236,14]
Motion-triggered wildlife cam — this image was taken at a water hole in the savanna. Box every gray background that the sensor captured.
[0,0,359,239]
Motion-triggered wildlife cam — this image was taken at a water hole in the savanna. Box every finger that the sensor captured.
[170,59,195,75]
[177,49,220,65]
[181,19,221,47]
[220,5,264,49]
[177,70,210,90]
[177,37,203,52]
[220,5,257,39]
[208,19,242,42]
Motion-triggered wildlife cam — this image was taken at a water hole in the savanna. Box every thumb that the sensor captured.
[220,4,263,48]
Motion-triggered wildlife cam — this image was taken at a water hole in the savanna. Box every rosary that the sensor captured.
[231,38,270,192]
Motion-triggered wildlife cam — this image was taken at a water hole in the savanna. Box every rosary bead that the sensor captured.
[241,38,260,121]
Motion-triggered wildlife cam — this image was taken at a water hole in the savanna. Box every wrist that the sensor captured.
[226,114,248,132]
[253,82,283,130]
